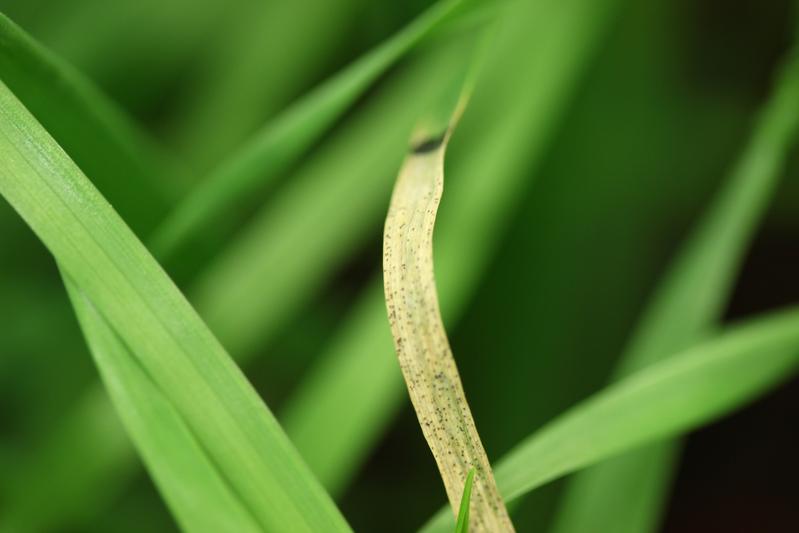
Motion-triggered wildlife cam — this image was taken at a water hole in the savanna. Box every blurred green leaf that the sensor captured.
[0,11,178,235]
[190,32,480,357]
[421,306,799,532]
[0,80,349,532]
[150,0,490,260]
[549,41,799,533]
[171,0,366,169]
[0,386,133,533]
[166,0,369,168]
[23,0,230,114]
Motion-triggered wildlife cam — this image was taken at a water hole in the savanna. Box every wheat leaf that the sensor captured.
[380,28,515,523]
[383,128,513,531]
[167,0,372,168]
[190,27,485,356]
[382,108,513,531]
[0,79,349,532]
[0,386,132,533]
[62,274,262,533]
[20,0,227,110]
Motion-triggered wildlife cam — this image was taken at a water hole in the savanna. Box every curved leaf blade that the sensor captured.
[383,96,513,530]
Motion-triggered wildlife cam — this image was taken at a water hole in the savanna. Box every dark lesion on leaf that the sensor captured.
[411,131,448,154]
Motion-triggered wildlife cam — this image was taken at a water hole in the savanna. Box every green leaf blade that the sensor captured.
[62,274,262,533]
[0,80,350,533]
[455,468,476,533]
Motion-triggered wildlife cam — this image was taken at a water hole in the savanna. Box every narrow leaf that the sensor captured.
[455,468,476,533]
[25,0,228,112]
[550,40,799,533]
[62,274,262,533]
[383,86,513,529]
[0,80,349,532]
[168,0,371,168]
[0,387,133,533]
[150,0,492,259]
[421,306,799,532]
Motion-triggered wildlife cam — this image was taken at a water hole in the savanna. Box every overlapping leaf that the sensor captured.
[150,0,484,259]
[0,81,350,532]
[420,306,799,532]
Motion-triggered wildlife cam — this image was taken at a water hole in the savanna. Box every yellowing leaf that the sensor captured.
[383,97,513,531]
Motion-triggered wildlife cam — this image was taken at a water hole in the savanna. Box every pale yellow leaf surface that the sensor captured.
[382,110,514,532]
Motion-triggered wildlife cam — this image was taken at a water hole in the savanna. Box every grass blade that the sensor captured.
[150,0,490,259]
[383,84,514,530]
[0,12,177,234]
[62,274,262,533]
[421,306,799,532]
[549,41,799,533]
[455,468,476,533]
[0,80,349,532]
[281,285,398,492]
